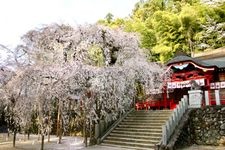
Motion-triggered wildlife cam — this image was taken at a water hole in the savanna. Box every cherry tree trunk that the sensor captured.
[48,128,50,142]
[24,132,26,141]
[7,128,10,138]
[38,129,40,141]
[48,111,51,142]
[57,104,62,144]
[89,121,92,145]
[27,132,30,140]
[56,100,60,137]
[58,124,62,144]
[41,134,44,150]
[13,131,16,147]
[83,121,87,147]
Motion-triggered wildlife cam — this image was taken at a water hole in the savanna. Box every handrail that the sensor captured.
[158,95,189,147]
[100,108,135,142]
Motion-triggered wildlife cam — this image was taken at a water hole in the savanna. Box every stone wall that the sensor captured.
[165,106,225,150]
[189,106,225,146]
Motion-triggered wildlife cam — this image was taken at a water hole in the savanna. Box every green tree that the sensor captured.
[105,13,114,23]
[178,5,201,56]
[88,45,105,67]
[98,0,225,62]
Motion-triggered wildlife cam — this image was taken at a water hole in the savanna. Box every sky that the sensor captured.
[0,0,139,49]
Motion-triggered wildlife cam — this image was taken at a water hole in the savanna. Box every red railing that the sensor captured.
[209,91,225,105]
[135,99,177,110]
[210,100,225,105]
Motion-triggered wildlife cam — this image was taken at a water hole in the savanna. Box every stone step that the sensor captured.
[130,114,172,117]
[129,112,172,115]
[112,130,162,136]
[120,121,165,127]
[115,127,162,132]
[117,124,163,129]
[132,110,172,114]
[101,110,172,149]
[129,113,172,116]
[101,143,154,150]
[131,110,172,113]
[103,139,156,149]
[109,133,162,140]
[121,121,165,126]
[128,112,172,115]
[123,118,167,123]
[126,115,170,120]
[106,136,159,144]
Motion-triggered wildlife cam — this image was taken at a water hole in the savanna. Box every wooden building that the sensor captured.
[136,47,225,110]
[166,48,225,107]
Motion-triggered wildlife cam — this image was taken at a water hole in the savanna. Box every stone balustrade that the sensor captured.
[162,95,189,145]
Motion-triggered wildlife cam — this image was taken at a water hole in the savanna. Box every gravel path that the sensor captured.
[0,133,84,150]
[180,145,225,150]
[80,145,225,150]
[1,134,225,150]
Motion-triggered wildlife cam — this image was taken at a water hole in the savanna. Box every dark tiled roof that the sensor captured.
[166,55,215,68]
[202,57,225,68]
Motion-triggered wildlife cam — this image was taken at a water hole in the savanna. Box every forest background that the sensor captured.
[99,0,225,62]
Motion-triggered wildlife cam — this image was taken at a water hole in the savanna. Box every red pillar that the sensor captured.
[163,86,167,109]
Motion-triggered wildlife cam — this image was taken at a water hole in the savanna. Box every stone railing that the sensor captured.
[161,95,189,146]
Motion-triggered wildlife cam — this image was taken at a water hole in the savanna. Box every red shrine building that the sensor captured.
[136,47,225,110]
[166,47,225,107]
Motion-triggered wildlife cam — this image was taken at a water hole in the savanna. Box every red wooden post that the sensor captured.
[163,86,167,109]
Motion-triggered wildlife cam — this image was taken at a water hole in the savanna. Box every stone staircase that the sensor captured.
[101,110,173,150]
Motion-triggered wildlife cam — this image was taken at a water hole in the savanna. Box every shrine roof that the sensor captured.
[202,57,225,68]
[192,47,225,69]
[166,55,216,68]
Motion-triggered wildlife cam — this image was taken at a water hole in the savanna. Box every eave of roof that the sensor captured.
[202,57,225,69]
[166,55,217,69]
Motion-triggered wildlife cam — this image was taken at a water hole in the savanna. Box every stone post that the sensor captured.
[188,90,203,108]
[215,90,221,105]
[99,119,105,136]
[162,125,167,145]
[204,91,209,106]
[174,109,179,126]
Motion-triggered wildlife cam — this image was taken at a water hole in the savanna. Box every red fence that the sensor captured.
[209,89,225,105]
[135,99,177,110]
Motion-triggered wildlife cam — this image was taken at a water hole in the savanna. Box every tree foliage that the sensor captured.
[98,0,225,62]
[0,24,166,148]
